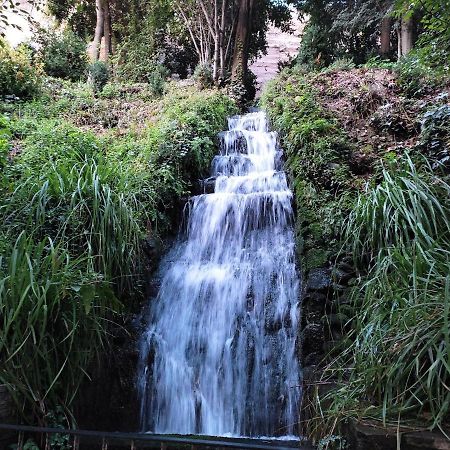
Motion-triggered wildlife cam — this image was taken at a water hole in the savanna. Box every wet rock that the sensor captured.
[200,177,217,194]
[346,420,397,450]
[346,420,450,450]
[303,292,327,312]
[302,365,318,383]
[402,431,450,449]
[331,266,355,284]
[143,236,159,259]
[306,268,332,292]
[303,352,322,366]
[301,323,324,355]
[147,277,161,298]
[305,310,321,325]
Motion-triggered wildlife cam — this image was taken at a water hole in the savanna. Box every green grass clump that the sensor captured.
[0,232,118,423]
[313,155,450,435]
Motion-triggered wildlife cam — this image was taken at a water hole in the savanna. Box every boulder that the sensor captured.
[306,268,332,292]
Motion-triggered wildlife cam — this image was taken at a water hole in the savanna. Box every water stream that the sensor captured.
[138,111,301,437]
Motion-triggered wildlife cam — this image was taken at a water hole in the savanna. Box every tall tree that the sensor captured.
[231,0,254,82]
[89,0,103,61]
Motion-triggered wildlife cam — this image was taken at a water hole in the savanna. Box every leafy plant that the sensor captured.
[0,39,42,99]
[0,232,116,422]
[88,61,109,94]
[148,64,169,96]
[193,63,214,89]
[316,155,450,435]
[37,30,88,82]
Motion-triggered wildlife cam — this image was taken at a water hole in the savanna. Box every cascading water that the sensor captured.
[138,111,301,437]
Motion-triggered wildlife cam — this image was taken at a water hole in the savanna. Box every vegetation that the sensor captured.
[37,30,89,82]
[0,79,236,425]
[0,39,42,99]
[261,69,353,270]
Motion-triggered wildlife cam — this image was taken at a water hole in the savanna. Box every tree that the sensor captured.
[296,0,396,65]
[231,0,255,82]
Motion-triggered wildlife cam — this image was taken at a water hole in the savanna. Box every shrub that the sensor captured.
[88,61,110,94]
[38,30,88,81]
[193,63,213,89]
[148,64,169,96]
[0,39,42,99]
[395,47,448,97]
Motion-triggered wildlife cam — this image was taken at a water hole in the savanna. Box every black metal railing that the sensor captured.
[0,424,312,450]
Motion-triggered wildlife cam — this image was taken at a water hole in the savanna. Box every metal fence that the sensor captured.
[0,424,312,450]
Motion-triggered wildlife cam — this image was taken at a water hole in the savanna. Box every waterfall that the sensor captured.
[138,111,302,437]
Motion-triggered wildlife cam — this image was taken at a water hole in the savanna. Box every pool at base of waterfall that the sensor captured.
[138,111,302,438]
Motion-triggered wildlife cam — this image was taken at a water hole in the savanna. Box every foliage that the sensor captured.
[0,80,236,425]
[0,39,42,99]
[88,61,110,94]
[0,232,116,423]
[394,0,450,46]
[37,29,88,82]
[324,156,450,432]
[148,64,170,96]
[395,47,449,96]
[419,102,450,168]
[193,63,214,89]
[296,0,393,67]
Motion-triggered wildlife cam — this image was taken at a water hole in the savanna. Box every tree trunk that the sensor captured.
[213,0,220,83]
[103,0,112,59]
[219,0,227,80]
[89,0,104,62]
[397,16,414,58]
[380,15,391,57]
[231,0,254,82]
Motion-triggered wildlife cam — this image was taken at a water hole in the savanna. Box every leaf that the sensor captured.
[79,284,95,315]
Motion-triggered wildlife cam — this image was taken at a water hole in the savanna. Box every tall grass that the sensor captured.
[0,232,117,423]
[311,155,450,437]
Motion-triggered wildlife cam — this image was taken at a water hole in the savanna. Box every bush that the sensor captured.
[0,40,42,99]
[88,61,110,94]
[193,63,213,89]
[148,64,169,96]
[38,30,88,81]
[395,47,448,97]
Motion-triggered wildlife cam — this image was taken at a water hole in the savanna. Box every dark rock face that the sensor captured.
[346,420,450,450]
[200,177,217,194]
[302,323,324,355]
[74,317,140,432]
[306,268,332,292]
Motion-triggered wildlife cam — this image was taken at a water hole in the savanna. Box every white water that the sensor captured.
[138,111,301,437]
